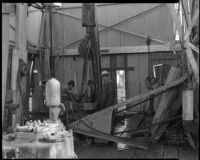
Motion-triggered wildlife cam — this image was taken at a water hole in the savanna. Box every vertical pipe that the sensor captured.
[49,6,54,77]
[94,4,102,109]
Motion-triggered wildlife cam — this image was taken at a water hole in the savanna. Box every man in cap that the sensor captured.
[101,71,116,109]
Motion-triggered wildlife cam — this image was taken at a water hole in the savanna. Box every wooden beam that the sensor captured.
[102,67,134,71]
[43,6,51,81]
[12,4,28,126]
[70,126,148,150]
[151,66,181,142]
[185,45,199,83]
[185,41,199,54]
[53,44,182,56]
[167,4,183,40]
[2,3,10,122]
[69,73,187,135]
[184,0,199,41]
[181,0,192,27]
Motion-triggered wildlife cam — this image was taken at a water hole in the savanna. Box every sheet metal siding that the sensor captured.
[51,3,174,53]
[27,10,42,46]
[54,54,148,104]
[126,53,149,99]
[26,4,175,50]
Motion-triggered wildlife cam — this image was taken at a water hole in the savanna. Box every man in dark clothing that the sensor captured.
[61,80,79,102]
[101,71,116,109]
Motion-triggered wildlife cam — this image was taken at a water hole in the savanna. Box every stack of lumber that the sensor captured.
[151,66,182,142]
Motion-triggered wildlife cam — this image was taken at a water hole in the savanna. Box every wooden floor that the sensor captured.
[74,110,198,159]
[76,142,199,159]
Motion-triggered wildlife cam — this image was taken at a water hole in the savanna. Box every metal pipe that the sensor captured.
[49,6,54,77]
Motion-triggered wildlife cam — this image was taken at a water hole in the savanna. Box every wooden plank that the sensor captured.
[179,146,199,160]
[185,42,199,54]
[163,145,179,159]
[110,55,117,104]
[53,44,182,56]
[13,4,28,125]
[151,66,181,142]
[70,127,148,150]
[43,7,51,81]
[151,52,181,60]
[145,144,164,158]
[184,0,199,41]
[11,4,21,126]
[167,4,182,40]
[185,46,199,83]
[70,73,187,135]
[185,132,196,148]
[181,0,192,27]
[151,80,180,137]
[102,67,134,71]
[2,4,10,122]
[124,54,129,98]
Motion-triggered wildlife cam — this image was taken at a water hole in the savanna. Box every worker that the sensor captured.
[61,80,79,102]
[60,80,81,125]
[101,71,116,109]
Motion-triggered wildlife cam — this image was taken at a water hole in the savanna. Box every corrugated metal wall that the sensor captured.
[53,50,181,112]
[51,3,178,112]
[51,3,175,53]
[54,53,149,109]
[25,3,180,112]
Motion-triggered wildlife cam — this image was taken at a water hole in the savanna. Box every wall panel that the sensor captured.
[48,3,175,51]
